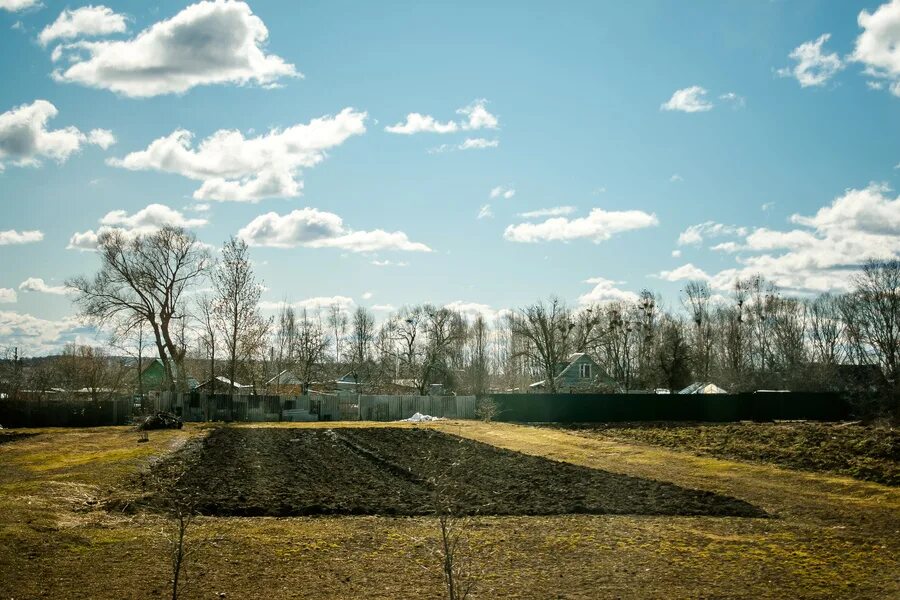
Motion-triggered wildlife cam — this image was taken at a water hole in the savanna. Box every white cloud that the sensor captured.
[457,99,498,130]
[518,206,576,219]
[87,128,116,149]
[361,291,373,300]
[39,5,127,46]
[50,0,297,97]
[578,277,638,305]
[504,208,658,243]
[384,113,458,134]
[677,221,748,246]
[657,263,711,282]
[444,301,499,322]
[671,249,682,258]
[697,184,900,292]
[370,259,409,267]
[67,203,207,251]
[761,202,775,211]
[477,204,493,219]
[371,303,396,312]
[0,310,91,355]
[0,229,43,245]
[387,99,497,136]
[718,92,746,108]
[259,295,354,313]
[661,86,714,112]
[459,137,498,150]
[18,277,71,296]
[0,288,16,303]
[0,0,40,12]
[669,174,683,183]
[852,0,900,96]
[490,186,515,199]
[777,34,844,87]
[0,100,112,170]
[238,207,432,253]
[110,108,365,202]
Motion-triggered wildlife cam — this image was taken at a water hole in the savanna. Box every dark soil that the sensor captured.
[0,431,36,445]
[555,422,900,486]
[136,427,765,518]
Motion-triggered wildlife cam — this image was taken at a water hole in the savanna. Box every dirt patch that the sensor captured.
[136,427,764,518]
[551,422,900,485]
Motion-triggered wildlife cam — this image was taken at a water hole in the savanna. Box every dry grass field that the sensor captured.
[1,421,898,599]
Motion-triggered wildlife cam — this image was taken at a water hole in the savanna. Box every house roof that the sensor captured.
[200,375,252,390]
[679,382,728,394]
[266,370,303,386]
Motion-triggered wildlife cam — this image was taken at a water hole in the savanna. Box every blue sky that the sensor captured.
[1,0,899,354]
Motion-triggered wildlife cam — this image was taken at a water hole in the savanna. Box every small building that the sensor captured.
[196,375,253,394]
[528,353,617,393]
[266,370,305,395]
[679,382,728,395]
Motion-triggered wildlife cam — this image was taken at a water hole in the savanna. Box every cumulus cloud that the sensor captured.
[578,277,638,305]
[477,204,493,220]
[18,277,72,296]
[109,108,366,202]
[386,99,498,135]
[518,206,576,219]
[0,288,16,303]
[0,100,113,170]
[50,0,297,97]
[444,301,501,322]
[695,184,900,292]
[503,208,658,243]
[0,229,43,245]
[259,295,354,313]
[0,310,95,355]
[67,203,207,251]
[238,207,431,253]
[677,221,748,246]
[87,128,116,149]
[457,99,499,130]
[852,0,900,96]
[384,113,458,135]
[361,291,373,300]
[39,5,127,46]
[657,263,711,282]
[490,186,515,199]
[777,34,844,87]
[669,174,684,183]
[0,0,40,12]
[661,86,714,112]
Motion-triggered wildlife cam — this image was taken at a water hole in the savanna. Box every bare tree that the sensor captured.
[194,293,218,394]
[467,315,490,395]
[211,237,270,390]
[347,307,375,385]
[510,298,574,393]
[682,280,713,380]
[293,308,330,387]
[68,226,210,391]
[327,303,349,365]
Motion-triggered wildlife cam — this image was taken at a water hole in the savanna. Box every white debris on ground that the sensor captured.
[400,412,443,423]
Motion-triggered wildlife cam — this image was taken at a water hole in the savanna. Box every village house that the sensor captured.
[528,353,617,393]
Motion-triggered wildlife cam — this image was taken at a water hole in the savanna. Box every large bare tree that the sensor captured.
[509,298,574,393]
[68,226,209,391]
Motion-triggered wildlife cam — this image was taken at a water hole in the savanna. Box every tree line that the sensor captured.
[1,225,897,418]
